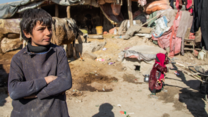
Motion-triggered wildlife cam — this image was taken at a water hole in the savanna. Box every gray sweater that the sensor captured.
[8,44,72,117]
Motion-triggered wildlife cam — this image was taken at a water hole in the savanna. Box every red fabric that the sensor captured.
[176,0,193,13]
[176,0,182,10]
[155,53,166,68]
[155,53,166,81]
[186,0,193,13]
[189,33,195,39]
[168,11,182,57]
[149,53,168,91]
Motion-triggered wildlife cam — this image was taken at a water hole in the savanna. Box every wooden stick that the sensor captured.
[99,5,117,25]
[141,14,160,27]
[181,69,204,82]
[172,62,204,82]
[55,5,59,17]
[176,62,188,69]
[127,0,133,27]
[67,6,71,18]
[134,12,163,33]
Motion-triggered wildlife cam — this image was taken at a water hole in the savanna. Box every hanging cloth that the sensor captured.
[186,0,193,14]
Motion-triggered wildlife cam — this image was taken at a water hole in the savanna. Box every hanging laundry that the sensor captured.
[176,11,193,55]
[176,0,193,13]
[186,0,193,14]
[176,0,183,10]
[191,0,208,50]
[191,0,202,33]
[169,0,174,9]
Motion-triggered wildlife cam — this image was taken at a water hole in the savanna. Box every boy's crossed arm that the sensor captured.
[23,76,57,99]
[8,58,58,100]
[36,49,72,99]
[8,57,47,100]
[8,49,72,100]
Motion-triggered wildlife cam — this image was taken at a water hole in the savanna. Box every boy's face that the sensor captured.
[24,21,52,46]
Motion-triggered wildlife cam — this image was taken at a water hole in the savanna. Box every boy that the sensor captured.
[8,9,72,117]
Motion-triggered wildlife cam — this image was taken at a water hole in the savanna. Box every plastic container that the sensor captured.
[198,47,206,60]
[96,26,103,35]
[144,75,149,82]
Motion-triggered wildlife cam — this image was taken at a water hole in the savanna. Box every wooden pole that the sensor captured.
[66,5,72,59]
[127,0,133,27]
[55,5,59,17]
[67,6,71,18]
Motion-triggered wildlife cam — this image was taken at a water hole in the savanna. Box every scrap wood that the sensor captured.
[181,69,204,82]
[88,35,103,39]
[175,62,188,69]
[172,62,204,82]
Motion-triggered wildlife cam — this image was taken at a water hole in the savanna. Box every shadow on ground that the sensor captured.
[92,103,114,117]
[161,63,208,116]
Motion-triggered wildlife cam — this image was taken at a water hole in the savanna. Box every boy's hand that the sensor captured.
[45,76,57,84]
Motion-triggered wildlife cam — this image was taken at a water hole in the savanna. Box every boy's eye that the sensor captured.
[38,28,45,31]
[48,27,52,31]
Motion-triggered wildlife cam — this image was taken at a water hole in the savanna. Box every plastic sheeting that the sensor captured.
[153,16,170,38]
[51,0,99,7]
[0,0,31,18]
[123,45,166,61]
[0,0,99,19]
[18,1,44,13]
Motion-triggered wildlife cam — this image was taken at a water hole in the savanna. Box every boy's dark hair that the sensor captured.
[20,9,52,41]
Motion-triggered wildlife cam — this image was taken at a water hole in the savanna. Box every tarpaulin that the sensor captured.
[51,0,99,7]
[0,0,99,19]
[123,45,166,61]
[0,0,31,19]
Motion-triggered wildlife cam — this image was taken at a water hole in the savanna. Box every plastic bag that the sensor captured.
[153,16,170,38]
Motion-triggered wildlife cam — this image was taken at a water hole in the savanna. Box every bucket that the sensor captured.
[96,26,103,35]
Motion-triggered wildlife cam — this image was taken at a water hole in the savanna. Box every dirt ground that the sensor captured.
[0,35,208,117]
